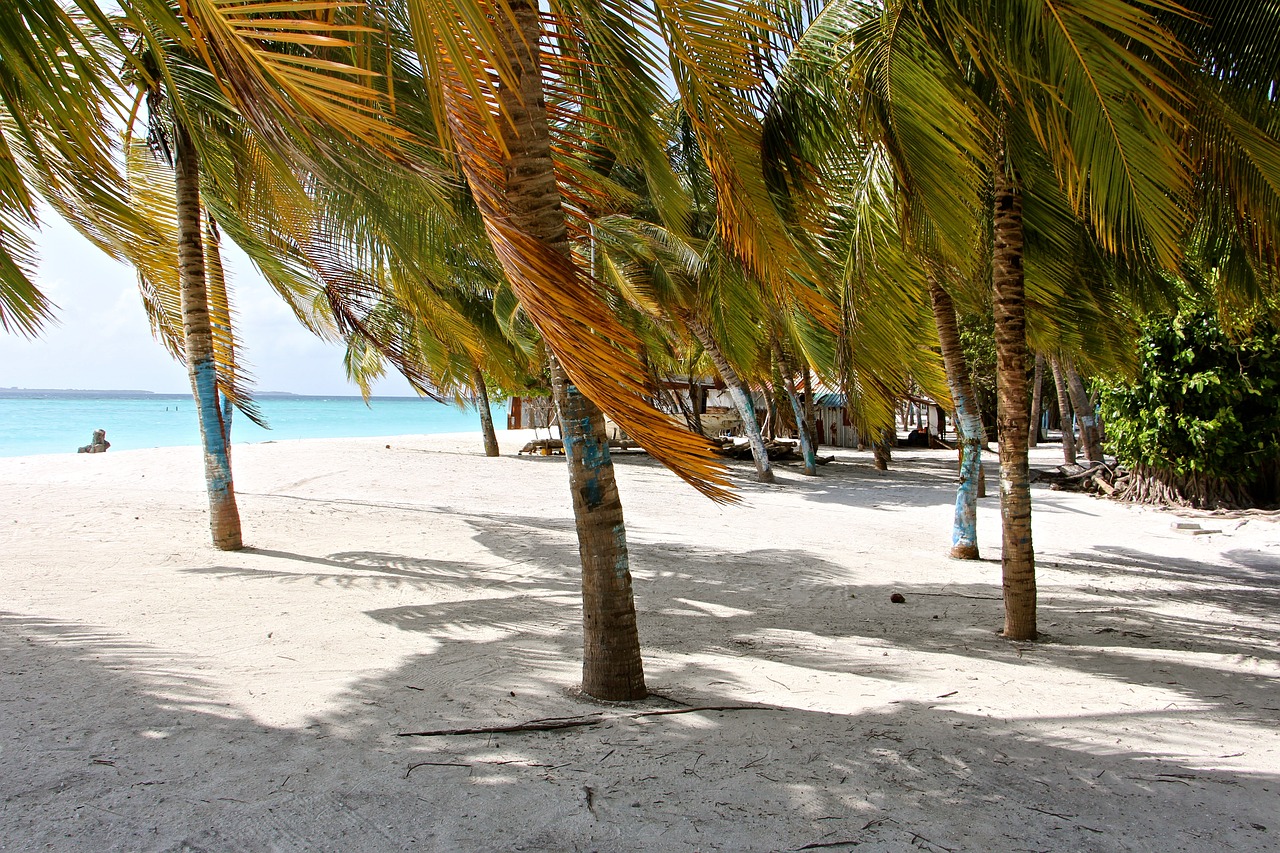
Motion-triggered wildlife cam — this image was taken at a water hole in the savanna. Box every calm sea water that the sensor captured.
[0,391,506,458]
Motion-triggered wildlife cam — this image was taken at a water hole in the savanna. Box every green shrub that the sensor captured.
[1100,306,1280,506]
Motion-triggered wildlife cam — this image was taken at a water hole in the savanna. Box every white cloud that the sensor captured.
[2,217,417,397]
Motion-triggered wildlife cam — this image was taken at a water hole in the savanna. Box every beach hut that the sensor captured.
[811,390,860,448]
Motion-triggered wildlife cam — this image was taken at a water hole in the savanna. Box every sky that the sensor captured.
[0,216,417,397]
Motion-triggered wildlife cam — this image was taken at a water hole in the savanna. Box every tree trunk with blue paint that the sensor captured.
[685,317,775,483]
[175,118,242,551]
[493,0,645,699]
[773,341,817,476]
[928,276,983,560]
[550,358,646,700]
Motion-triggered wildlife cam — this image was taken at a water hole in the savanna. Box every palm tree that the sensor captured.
[595,210,778,483]
[837,0,1199,639]
[172,115,242,549]
[1063,358,1102,463]
[1049,357,1077,465]
[928,275,984,559]
[1028,353,1045,447]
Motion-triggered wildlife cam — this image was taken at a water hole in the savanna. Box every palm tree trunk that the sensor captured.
[688,373,704,437]
[773,341,817,475]
[685,317,774,483]
[1028,353,1045,448]
[992,163,1035,640]
[762,385,777,441]
[1063,359,1102,463]
[175,118,242,551]
[204,218,234,445]
[1050,357,1076,465]
[549,358,645,700]
[802,366,817,447]
[472,366,500,457]
[928,276,983,560]
[873,427,893,470]
[493,0,644,700]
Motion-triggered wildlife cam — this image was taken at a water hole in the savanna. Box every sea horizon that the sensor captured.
[0,388,506,457]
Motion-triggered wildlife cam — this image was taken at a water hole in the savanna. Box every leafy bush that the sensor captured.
[1100,306,1280,505]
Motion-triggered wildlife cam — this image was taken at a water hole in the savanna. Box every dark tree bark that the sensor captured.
[992,163,1036,640]
[873,427,893,470]
[1028,353,1045,448]
[472,366,500,457]
[1050,357,1076,465]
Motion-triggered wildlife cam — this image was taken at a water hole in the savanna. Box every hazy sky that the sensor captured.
[1,216,417,396]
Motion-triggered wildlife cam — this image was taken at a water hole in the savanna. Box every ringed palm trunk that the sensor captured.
[1050,358,1076,465]
[773,341,817,475]
[928,276,983,560]
[1028,353,1045,448]
[992,163,1035,640]
[205,219,235,444]
[494,0,644,700]
[471,366,501,457]
[802,366,817,448]
[685,316,775,483]
[175,118,242,551]
[873,427,893,470]
[1063,359,1102,463]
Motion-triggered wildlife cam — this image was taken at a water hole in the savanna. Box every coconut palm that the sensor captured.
[786,0,1196,639]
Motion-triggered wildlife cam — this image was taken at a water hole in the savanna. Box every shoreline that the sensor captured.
[2,433,1276,851]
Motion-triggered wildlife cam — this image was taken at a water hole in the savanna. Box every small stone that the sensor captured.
[890,593,906,604]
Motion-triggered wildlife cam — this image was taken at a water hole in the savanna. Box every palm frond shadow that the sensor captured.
[4,604,1276,851]
[178,505,1280,729]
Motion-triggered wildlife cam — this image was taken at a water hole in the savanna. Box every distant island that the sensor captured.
[0,388,300,397]
[0,387,160,396]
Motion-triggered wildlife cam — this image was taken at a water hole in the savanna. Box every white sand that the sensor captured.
[1,431,1277,852]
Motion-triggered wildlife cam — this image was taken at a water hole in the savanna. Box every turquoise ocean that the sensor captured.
[0,390,505,458]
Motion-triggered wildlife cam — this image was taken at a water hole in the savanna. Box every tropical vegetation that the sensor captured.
[2,0,1279,690]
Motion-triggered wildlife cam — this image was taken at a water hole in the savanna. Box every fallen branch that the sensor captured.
[796,841,861,850]
[404,761,471,778]
[397,705,771,737]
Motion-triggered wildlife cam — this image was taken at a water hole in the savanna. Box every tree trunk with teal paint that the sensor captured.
[549,358,646,700]
[494,0,644,699]
[773,341,817,476]
[928,276,983,560]
[472,366,501,457]
[992,162,1036,640]
[204,217,234,447]
[175,118,242,551]
[686,316,775,483]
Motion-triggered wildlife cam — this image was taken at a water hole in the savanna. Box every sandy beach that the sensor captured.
[1,430,1276,852]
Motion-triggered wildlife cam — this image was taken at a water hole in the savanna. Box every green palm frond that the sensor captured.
[0,0,155,334]
[123,139,266,425]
